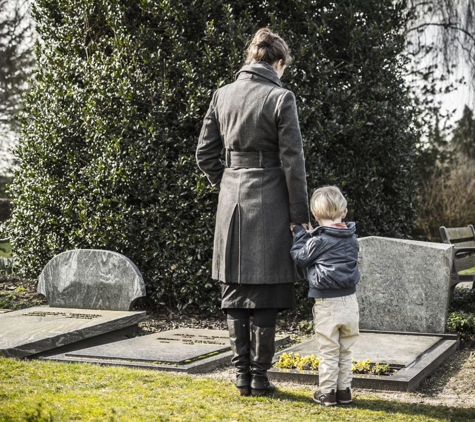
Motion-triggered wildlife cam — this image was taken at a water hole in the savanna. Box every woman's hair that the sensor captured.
[244,28,293,66]
[310,186,347,220]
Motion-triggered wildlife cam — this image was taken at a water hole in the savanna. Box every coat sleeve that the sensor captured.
[196,90,224,187]
[290,225,324,268]
[277,91,309,223]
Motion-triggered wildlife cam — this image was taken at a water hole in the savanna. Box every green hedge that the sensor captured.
[7,0,417,313]
[0,176,12,199]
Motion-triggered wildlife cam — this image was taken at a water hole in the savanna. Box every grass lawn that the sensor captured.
[0,357,474,422]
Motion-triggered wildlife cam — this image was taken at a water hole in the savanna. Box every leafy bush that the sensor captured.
[446,311,475,339]
[0,198,12,224]
[0,177,12,199]
[283,1,418,238]
[446,289,475,341]
[7,0,418,312]
[450,288,475,315]
[416,159,475,241]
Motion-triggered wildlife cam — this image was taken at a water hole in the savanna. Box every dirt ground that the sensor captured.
[1,275,474,409]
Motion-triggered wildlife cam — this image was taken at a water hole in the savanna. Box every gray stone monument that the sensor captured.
[269,236,458,391]
[357,236,453,333]
[1,249,147,358]
[38,249,146,311]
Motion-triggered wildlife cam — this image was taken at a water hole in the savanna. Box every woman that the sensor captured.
[196,28,309,396]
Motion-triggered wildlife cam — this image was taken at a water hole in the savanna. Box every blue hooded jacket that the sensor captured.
[291,222,360,298]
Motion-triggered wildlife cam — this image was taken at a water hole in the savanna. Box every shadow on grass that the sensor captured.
[272,388,475,421]
[270,388,315,404]
[352,397,475,421]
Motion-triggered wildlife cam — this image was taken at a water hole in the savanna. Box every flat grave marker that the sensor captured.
[40,328,290,374]
[269,330,458,391]
[0,306,145,358]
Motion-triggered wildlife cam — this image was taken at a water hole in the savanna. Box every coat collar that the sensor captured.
[235,62,282,87]
[312,221,357,238]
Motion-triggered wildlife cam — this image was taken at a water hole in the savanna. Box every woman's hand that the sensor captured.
[290,222,312,232]
[290,222,313,234]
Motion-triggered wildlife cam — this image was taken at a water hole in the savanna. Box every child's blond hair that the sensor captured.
[310,186,347,220]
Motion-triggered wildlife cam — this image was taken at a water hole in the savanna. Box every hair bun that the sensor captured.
[245,28,292,66]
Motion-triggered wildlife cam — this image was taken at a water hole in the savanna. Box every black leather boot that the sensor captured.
[250,324,276,396]
[227,318,251,396]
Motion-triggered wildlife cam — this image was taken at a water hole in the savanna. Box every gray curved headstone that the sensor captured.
[38,250,146,311]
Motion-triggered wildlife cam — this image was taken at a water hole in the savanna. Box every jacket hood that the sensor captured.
[312,221,357,238]
[235,62,282,87]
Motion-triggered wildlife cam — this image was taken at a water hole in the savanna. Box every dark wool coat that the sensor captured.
[291,223,360,299]
[196,62,309,285]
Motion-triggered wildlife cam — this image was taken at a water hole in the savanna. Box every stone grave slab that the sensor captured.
[268,330,459,391]
[40,328,290,374]
[0,306,145,358]
[38,249,146,311]
[67,329,231,363]
[357,237,453,334]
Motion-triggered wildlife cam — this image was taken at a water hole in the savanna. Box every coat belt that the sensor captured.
[225,150,281,168]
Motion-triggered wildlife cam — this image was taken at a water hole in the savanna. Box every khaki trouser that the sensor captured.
[313,293,359,393]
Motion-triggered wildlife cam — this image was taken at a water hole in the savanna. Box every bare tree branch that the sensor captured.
[406,21,475,44]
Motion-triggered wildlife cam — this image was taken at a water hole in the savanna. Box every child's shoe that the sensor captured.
[313,389,337,406]
[336,387,352,404]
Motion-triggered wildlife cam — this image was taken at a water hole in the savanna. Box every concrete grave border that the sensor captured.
[268,330,459,391]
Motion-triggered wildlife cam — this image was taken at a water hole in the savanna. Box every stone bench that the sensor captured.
[440,225,475,292]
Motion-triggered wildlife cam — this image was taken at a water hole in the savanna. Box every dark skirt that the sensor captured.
[221,282,296,311]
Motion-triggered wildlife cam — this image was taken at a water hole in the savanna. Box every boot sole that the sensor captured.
[312,397,337,406]
[313,393,337,406]
[237,386,251,396]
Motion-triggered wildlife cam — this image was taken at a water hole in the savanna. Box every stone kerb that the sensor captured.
[37,249,146,311]
[357,236,453,334]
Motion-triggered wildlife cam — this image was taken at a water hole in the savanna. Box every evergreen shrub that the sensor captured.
[7,0,417,313]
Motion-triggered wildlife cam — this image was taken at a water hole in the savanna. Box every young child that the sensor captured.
[290,186,360,406]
